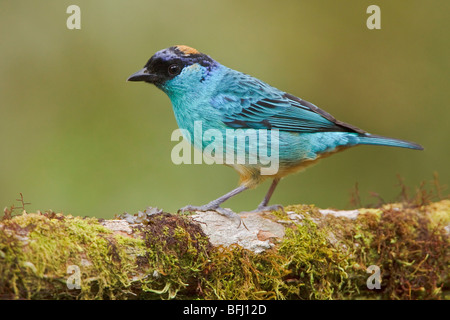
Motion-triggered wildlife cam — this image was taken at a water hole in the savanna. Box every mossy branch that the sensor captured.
[0,200,449,300]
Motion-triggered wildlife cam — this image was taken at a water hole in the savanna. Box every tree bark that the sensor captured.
[1,200,449,300]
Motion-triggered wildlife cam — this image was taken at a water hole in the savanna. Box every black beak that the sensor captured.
[127,68,158,83]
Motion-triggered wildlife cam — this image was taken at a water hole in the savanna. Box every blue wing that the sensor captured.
[212,69,366,134]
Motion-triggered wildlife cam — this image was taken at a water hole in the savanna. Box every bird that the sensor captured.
[127,45,423,220]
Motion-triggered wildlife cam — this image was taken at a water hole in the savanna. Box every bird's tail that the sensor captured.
[356,134,424,150]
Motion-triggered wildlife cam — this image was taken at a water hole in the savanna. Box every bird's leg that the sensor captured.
[246,178,283,213]
[178,185,248,220]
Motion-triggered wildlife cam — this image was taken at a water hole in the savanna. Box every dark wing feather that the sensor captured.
[215,70,366,134]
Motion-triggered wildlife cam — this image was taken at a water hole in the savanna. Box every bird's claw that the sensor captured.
[242,204,284,214]
[178,204,218,214]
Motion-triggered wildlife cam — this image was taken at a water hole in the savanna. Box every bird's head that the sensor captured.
[127,45,219,96]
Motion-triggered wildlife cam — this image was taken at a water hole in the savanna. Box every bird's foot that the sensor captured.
[178,204,243,226]
[242,204,284,214]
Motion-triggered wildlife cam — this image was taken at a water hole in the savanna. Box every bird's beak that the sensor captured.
[127,68,158,83]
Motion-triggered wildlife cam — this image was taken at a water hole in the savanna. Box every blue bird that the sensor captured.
[128,45,423,219]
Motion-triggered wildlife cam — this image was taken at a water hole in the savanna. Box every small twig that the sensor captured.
[16,193,31,211]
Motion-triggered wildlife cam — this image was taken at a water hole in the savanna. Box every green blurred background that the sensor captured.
[1,1,448,218]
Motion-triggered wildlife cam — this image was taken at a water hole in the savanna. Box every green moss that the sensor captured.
[199,244,289,299]
[198,213,358,300]
[0,212,142,299]
[426,199,450,227]
[318,201,450,299]
[277,219,358,299]
[1,200,448,300]
[284,204,322,219]
[368,203,449,299]
[134,213,212,299]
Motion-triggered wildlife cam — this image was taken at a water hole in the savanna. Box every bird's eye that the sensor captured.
[168,64,181,76]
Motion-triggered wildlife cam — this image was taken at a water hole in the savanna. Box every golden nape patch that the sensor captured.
[175,45,200,55]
